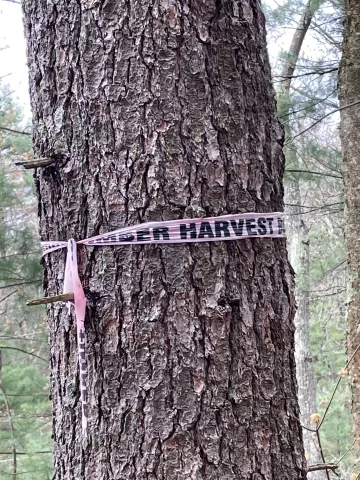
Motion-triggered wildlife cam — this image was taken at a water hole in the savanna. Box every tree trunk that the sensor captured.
[277,2,324,476]
[339,0,360,455]
[291,220,323,478]
[23,1,307,478]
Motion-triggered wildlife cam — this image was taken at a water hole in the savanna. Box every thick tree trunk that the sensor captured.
[23,1,307,478]
[339,0,360,455]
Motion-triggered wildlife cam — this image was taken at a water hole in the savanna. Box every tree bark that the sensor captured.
[339,0,360,456]
[23,0,307,478]
[278,2,324,476]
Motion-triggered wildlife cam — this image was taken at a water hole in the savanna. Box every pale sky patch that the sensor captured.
[0,1,30,121]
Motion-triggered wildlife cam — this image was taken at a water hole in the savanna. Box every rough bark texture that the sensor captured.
[278,2,323,476]
[339,0,360,453]
[23,0,307,478]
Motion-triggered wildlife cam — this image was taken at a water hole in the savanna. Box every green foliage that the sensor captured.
[265,0,355,477]
[0,81,52,479]
[309,229,353,468]
[310,300,354,465]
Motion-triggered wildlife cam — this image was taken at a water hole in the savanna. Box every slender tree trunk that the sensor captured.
[278,2,324,476]
[339,0,360,456]
[291,220,324,478]
[23,1,307,478]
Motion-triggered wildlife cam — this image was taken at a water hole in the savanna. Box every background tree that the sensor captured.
[0,81,52,479]
[22,0,307,479]
[339,0,360,462]
[276,2,325,475]
[265,0,358,477]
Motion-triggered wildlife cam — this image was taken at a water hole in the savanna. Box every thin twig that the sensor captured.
[310,289,345,299]
[316,429,330,480]
[336,437,357,465]
[0,414,51,419]
[285,202,343,209]
[0,280,41,290]
[286,99,360,144]
[274,67,338,81]
[0,126,31,136]
[318,343,360,429]
[0,472,36,476]
[285,169,342,179]
[0,346,47,363]
[0,451,52,455]
[0,333,39,339]
[310,260,346,287]
[0,470,49,476]
[0,290,18,304]
[301,424,317,433]
[0,336,46,343]
[4,394,48,397]
[289,205,343,216]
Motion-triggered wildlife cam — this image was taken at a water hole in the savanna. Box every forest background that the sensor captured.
[0,0,352,478]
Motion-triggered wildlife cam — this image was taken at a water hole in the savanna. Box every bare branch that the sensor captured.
[0,280,41,290]
[312,20,342,50]
[0,126,31,136]
[301,424,316,433]
[285,202,344,216]
[274,67,338,81]
[0,335,46,342]
[285,202,343,209]
[286,99,360,144]
[307,463,338,473]
[315,430,330,480]
[279,88,338,119]
[285,169,342,179]
[0,346,47,363]
[318,343,360,429]
[0,413,51,418]
[5,393,48,398]
[15,158,54,169]
[336,438,357,465]
[0,451,52,455]
[310,260,346,287]
[0,290,18,304]
[27,292,74,306]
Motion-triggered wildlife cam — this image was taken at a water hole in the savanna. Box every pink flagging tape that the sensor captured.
[63,240,87,434]
[41,212,285,436]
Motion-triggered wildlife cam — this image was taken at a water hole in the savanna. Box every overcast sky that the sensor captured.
[0,1,30,120]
